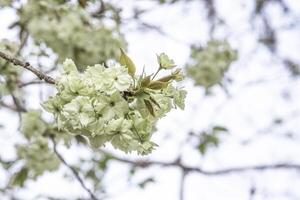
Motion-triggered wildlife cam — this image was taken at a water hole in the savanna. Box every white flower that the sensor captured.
[106,63,132,92]
[43,56,186,155]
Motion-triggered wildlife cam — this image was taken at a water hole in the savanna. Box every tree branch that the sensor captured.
[51,138,98,200]
[0,51,55,84]
[0,101,18,112]
[19,80,47,88]
[179,170,187,200]
[102,151,300,176]
[192,163,300,175]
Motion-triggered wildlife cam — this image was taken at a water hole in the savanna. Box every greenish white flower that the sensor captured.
[61,59,78,74]
[186,40,237,88]
[157,53,176,69]
[62,96,95,129]
[19,0,126,69]
[21,110,47,140]
[151,93,172,117]
[43,55,186,155]
[17,137,60,178]
[105,63,133,92]
[138,141,158,155]
[166,85,187,109]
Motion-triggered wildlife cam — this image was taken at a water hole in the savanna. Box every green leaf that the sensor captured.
[75,135,88,145]
[138,177,155,189]
[141,75,151,87]
[148,81,168,90]
[144,99,155,116]
[149,96,161,108]
[157,74,174,82]
[98,156,110,170]
[119,48,136,76]
[78,0,88,7]
[156,69,184,83]
[197,132,220,155]
[10,167,28,187]
[212,126,228,133]
[198,143,207,154]
[0,157,15,170]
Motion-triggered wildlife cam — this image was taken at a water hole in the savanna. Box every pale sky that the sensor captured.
[1,0,300,199]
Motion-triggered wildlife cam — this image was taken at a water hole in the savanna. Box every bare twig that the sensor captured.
[51,138,98,200]
[0,101,18,111]
[179,170,187,200]
[11,94,27,113]
[19,80,47,88]
[102,150,300,176]
[0,51,55,84]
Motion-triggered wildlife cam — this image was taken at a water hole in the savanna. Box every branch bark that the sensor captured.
[102,150,300,176]
[51,138,98,200]
[0,51,56,84]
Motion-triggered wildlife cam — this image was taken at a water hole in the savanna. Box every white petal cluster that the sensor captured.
[17,137,60,178]
[186,40,237,88]
[18,111,61,178]
[19,0,126,69]
[43,56,186,155]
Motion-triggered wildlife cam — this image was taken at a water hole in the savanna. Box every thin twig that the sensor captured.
[11,94,27,114]
[0,101,18,112]
[0,51,55,84]
[102,150,300,176]
[19,80,47,88]
[3,33,29,117]
[179,170,187,200]
[51,138,98,200]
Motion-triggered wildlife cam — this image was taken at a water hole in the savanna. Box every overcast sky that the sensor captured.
[1,0,300,199]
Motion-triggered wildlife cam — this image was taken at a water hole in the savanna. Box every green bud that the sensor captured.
[120,48,136,76]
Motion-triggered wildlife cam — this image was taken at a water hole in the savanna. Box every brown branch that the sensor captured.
[179,170,187,200]
[0,101,18,112]
[11,94,27,115]
[0,51,55,84]
[192,163,300,175]
[102,151,300,176]
[19,80,47,88]
[51,138,98,200]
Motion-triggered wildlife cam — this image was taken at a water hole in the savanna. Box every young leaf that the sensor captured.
[212,126,228,133]
[144,99,155,116]
[149,96,161,108]
[78,0,88,7]
[157,74,174,82]
[141,75,151,87]
[10,167,28,187]
[119,48,136,76]
[148,81,168,90]
[138,177,155,189]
